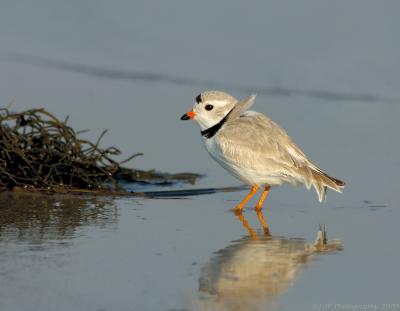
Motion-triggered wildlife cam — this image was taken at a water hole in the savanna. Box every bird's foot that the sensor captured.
[233,206,244,216]
[254,205,263,211]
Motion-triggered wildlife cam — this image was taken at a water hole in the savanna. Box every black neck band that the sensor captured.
[201,108,234,139]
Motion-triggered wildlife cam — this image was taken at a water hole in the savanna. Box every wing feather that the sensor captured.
[217,112,310,179]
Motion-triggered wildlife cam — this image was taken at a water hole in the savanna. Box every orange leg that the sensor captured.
[234,185,259,211]
[254,186,271,211]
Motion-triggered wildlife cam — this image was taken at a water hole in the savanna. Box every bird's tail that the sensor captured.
[310,168,345,202]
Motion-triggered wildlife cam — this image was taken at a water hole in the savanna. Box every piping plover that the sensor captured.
[180,90,345,211]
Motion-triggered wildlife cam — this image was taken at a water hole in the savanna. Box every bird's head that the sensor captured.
[180,90,238,130]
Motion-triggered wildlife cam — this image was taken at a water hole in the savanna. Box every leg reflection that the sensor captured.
[255,209,271,237]
[234,209,271,239]
[234,210,258,239]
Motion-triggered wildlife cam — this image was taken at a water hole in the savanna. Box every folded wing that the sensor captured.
[217,112,344,201]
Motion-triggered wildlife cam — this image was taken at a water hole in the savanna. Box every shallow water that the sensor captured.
[1,1,400,310]
[0,191,398,311]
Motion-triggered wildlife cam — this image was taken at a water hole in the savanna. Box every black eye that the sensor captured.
[205,104,214,111]
[195,94,202,104]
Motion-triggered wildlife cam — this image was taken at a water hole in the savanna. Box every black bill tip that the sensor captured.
[180,113,190,120]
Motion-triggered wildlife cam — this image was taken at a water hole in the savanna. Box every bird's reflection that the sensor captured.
[197,210,342,311]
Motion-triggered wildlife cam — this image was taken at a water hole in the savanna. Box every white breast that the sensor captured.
[203,136,260,185]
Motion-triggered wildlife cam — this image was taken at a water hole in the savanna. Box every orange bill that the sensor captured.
[180,110,196,120]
